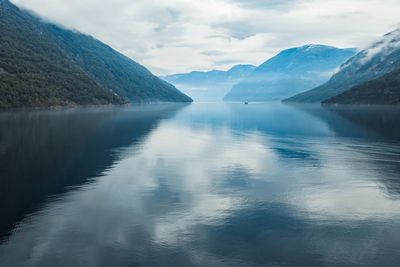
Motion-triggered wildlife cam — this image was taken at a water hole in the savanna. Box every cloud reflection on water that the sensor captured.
[1,103,400,266]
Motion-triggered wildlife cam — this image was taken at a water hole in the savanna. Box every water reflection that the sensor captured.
[0,103,400,266]
[327,105,400,140]
[295,104,400,196]
[0,104,187,241]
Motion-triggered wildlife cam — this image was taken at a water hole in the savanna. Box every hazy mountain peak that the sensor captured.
[223,45,357,102]
[285,29,400,103]
[162,64,256,101]
[276,44,352,55]
[228,64,256,72]
[258,45,356,71]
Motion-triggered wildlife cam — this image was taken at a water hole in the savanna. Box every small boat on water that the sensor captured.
[244,102,249,105]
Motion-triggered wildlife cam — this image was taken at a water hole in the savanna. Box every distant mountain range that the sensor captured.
[3,0,399,107]
[0,0,191,108]
[162,65,256,101]
[285,29,400,103]
[223,45,357,101]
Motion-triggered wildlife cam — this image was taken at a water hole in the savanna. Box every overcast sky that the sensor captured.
[10,0,400,75]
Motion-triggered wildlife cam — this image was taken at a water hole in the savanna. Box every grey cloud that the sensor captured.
[213,21,257,40]
[9,0,400,75]
[147,8,181,32]
[205,34,231,40]
[200,50,226,56]
[228,0,302,10]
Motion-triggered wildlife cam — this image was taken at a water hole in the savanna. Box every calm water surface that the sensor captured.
[0,103,400,266]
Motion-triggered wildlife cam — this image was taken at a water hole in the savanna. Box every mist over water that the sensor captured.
[1,103,400,266]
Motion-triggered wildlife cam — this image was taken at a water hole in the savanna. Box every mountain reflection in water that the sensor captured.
[0,103,399,266]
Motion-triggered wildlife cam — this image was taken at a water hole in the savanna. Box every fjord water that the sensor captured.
[1,103,400,266]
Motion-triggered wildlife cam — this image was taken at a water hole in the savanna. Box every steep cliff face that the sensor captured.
[0,0,191,108]
[45,24,192,103]
[0,0,126,108]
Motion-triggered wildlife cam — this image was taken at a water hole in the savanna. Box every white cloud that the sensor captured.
[10,0,400,75]
[359,29,400,64]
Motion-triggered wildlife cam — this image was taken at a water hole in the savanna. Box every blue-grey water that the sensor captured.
[0,102,400,266]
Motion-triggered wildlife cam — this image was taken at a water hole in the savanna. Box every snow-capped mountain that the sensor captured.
[223,45,356,102]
